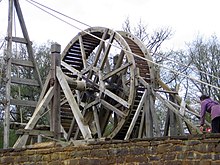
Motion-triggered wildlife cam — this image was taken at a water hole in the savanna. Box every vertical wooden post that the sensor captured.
[4,0,13,149]
[50,43,61,139]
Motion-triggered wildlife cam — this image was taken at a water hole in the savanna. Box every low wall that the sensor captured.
[1,134,220,165]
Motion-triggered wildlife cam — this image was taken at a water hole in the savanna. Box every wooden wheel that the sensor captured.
[61,27,156,140]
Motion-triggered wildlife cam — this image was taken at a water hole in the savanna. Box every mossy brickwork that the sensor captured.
[1,134,220,165]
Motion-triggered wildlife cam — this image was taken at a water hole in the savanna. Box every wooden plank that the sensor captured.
[145,89,153,138]
[93,29,109,67]
[16,129,55,137]
[125,89,147,140]
[93,106,101,138]
[11,58,34,67]
[149,91,161,136]
[138,110,145,138]
[10,99,37,107]
[100,99,127,118]
[13,87,54,148]
[4,0,13,149]
[103,63,131,81]
[102,88,130,108]
[79,35,87,69]
[50,45,61,139]
[61,61,80,75]
[67,116,76,140]
[154,92,202,133]
[100,32,115,70]
[5,36,29,44]
[56,67,92,139]
[11,77,40,86]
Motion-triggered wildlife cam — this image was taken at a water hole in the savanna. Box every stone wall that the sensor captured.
[1,134,220,165]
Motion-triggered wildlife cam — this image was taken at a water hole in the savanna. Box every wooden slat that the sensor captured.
[11,58,34,67]
[5,36,29,44]
[16,129,55,137]
[10,99,37,107]
[11,77,40,86]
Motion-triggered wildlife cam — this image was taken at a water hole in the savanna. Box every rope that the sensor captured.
[26,0,91,28]
[154,52,220,81]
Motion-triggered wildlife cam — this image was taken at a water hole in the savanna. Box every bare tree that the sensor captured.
[122,17,173,56]
[186,35,220,101]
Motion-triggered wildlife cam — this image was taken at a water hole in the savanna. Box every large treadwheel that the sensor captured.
[60,27,156,140]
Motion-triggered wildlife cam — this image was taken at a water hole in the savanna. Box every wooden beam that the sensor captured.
[93,29,109,67]
[56,67,92,139]
[61,61,80,75]
[16,129,55,137]
[5,36,29,44]
[13,86,54,148]
[79,35,87,69]
[149,90,161,136]
[4,0,13,148]
[125,89,147,140]
[100,32,115,70]
[11,58,34,67]
[154,92,202,134]
[102,63,131,81]
[100,99,127,118]
[10,99,37,107]
[93,106,101,138]
[102,88,130,108]
[11,77,40,86]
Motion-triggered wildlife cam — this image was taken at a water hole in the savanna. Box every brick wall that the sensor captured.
[1,134,220,165]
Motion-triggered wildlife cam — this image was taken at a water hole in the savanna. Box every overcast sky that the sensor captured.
[0,0,220,51]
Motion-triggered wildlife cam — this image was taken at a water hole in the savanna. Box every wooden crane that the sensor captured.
[13,27,204,148]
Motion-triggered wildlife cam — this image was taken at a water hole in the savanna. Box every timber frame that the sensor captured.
[13,27,207,148]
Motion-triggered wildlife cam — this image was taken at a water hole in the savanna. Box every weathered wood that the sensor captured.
[93,106,101,138]
[93,29,109,67]
[50,43,61,139]
[56,67,92,139]
[125,89,147,140]
[155,92,202,134]
[13,87,55,148]
[102,63,131,81]
[11,58,34,67]
[10,99,37,107]
[5,36,29,44]
[14,0,43,88]
[149,89,161,136]
[61,61,79,75]
[102,88,130,108]
[100,99,126,118]
[11,77,40,86]
[79,35,87,69]
[100,32,115,70]
[145,89,153,138]
[4,0,13,149]
[16,129,55,137]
